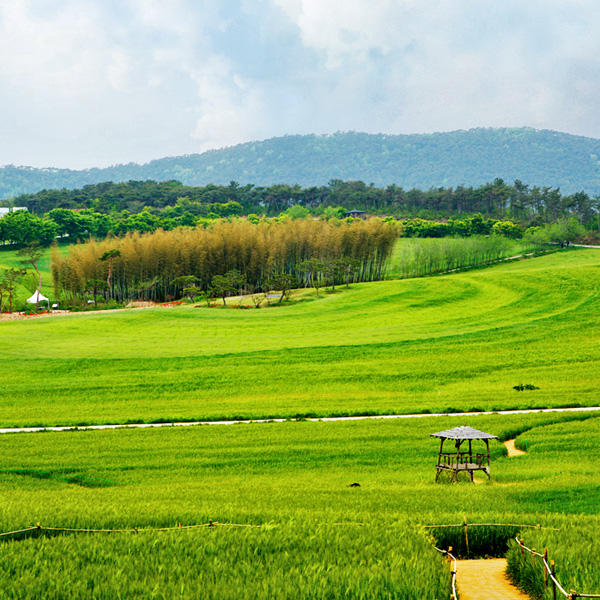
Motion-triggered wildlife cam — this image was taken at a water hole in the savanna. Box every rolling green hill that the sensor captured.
[2,127,600,199]
[1,249,599,427]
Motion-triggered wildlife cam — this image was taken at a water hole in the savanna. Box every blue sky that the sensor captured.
[1,0,600,168]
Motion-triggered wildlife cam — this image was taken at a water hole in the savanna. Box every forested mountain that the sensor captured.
[2,128,600,199]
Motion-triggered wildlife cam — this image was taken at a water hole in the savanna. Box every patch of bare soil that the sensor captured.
[505,439,526,457]
[0,304,168,322]
[456,558,530,600]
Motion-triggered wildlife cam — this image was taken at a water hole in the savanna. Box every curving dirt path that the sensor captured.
[504,439,526,457]
[456,558,529,600]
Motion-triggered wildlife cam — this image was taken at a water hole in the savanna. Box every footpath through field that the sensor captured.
[0,406,598,435]
[504,439,526,457]
[456,558,529,600]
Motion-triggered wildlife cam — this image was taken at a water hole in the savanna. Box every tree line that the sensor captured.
[5,178,600,224]
[0,205,530,249]
[51,219,397,304]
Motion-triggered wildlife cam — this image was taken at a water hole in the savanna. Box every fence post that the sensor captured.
[520,538,524,558]
[544,548,548,590]
[551,560,557,600]
[570,591,577,600]
[36,522,41,538]
[532,548,536,566]
[463,516,469,556]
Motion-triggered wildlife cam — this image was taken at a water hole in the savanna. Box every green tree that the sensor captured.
[491,220,523,239]
[211,270,246,306]
[322,260,343,292]
[0,267,26,313]
[299,258,325,296]
[171,275,200,301]
[267,273,297,304]
[547,217,585,244]
[285,204,311,219]
[17,243,46,309]
[47,208,86,240]
[85,278,107,306]
[335,257,362,287]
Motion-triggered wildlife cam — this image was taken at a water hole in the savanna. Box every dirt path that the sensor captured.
[504,439,526,457]
[0,406,598,436]
[456,558,529,600]
[0,303,170,322]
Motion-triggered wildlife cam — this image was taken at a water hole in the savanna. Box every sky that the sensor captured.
[1,0,600,169]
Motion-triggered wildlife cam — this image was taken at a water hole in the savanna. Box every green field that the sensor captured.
[0,412,598,597]
[0,249,598,426]
[2,248,600,597]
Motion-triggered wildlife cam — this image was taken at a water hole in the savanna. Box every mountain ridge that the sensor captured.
[2,127,600,199]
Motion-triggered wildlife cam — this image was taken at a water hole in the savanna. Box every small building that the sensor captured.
[344,209,367,219]
[0,207,28,216]
[431,426,498,482]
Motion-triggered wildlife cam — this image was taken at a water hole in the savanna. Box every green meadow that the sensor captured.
[2,247,600,597]
[0,249,599,426]
[0,412,598,597]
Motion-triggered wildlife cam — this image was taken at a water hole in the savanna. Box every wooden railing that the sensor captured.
[437,452,487,467]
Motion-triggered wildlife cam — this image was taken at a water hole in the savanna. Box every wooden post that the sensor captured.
[520,538,524,558]
[463,516,469,557]
[454,440,461,482]
[36,522,41,538]
[436,438,444,482]
[544,548,548,589]
[570,591,577,599]
[468,439,474,482]
[551,560,557,600]
[532,548,536,565]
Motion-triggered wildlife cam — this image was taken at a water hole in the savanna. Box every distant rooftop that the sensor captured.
[0,207,27,215]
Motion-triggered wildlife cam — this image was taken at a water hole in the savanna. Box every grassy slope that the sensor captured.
[0,249,599,426]
[0,412,598,596]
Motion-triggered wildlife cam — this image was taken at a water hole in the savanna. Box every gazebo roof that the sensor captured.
[430,426,498,440]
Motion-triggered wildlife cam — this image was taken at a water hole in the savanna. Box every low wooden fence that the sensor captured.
[425,519,600,600]
[433,545,457,600]
[515,537,600,600]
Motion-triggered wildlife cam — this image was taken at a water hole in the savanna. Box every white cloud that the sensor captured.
[273,0,600,137]
[2,0,600,168]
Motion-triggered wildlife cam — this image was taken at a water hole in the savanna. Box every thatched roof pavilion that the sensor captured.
[431,426,498,482]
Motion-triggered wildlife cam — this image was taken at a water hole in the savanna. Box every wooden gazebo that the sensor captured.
[431,426,498,482]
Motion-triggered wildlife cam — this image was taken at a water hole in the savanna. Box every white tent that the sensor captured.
[26,290,49,304]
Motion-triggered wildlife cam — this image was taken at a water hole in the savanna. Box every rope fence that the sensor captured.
[2,519,598,600]
[516,536,600,600]
[0,520,270,542]
[424,522,560,530]
[434,546,457,600]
